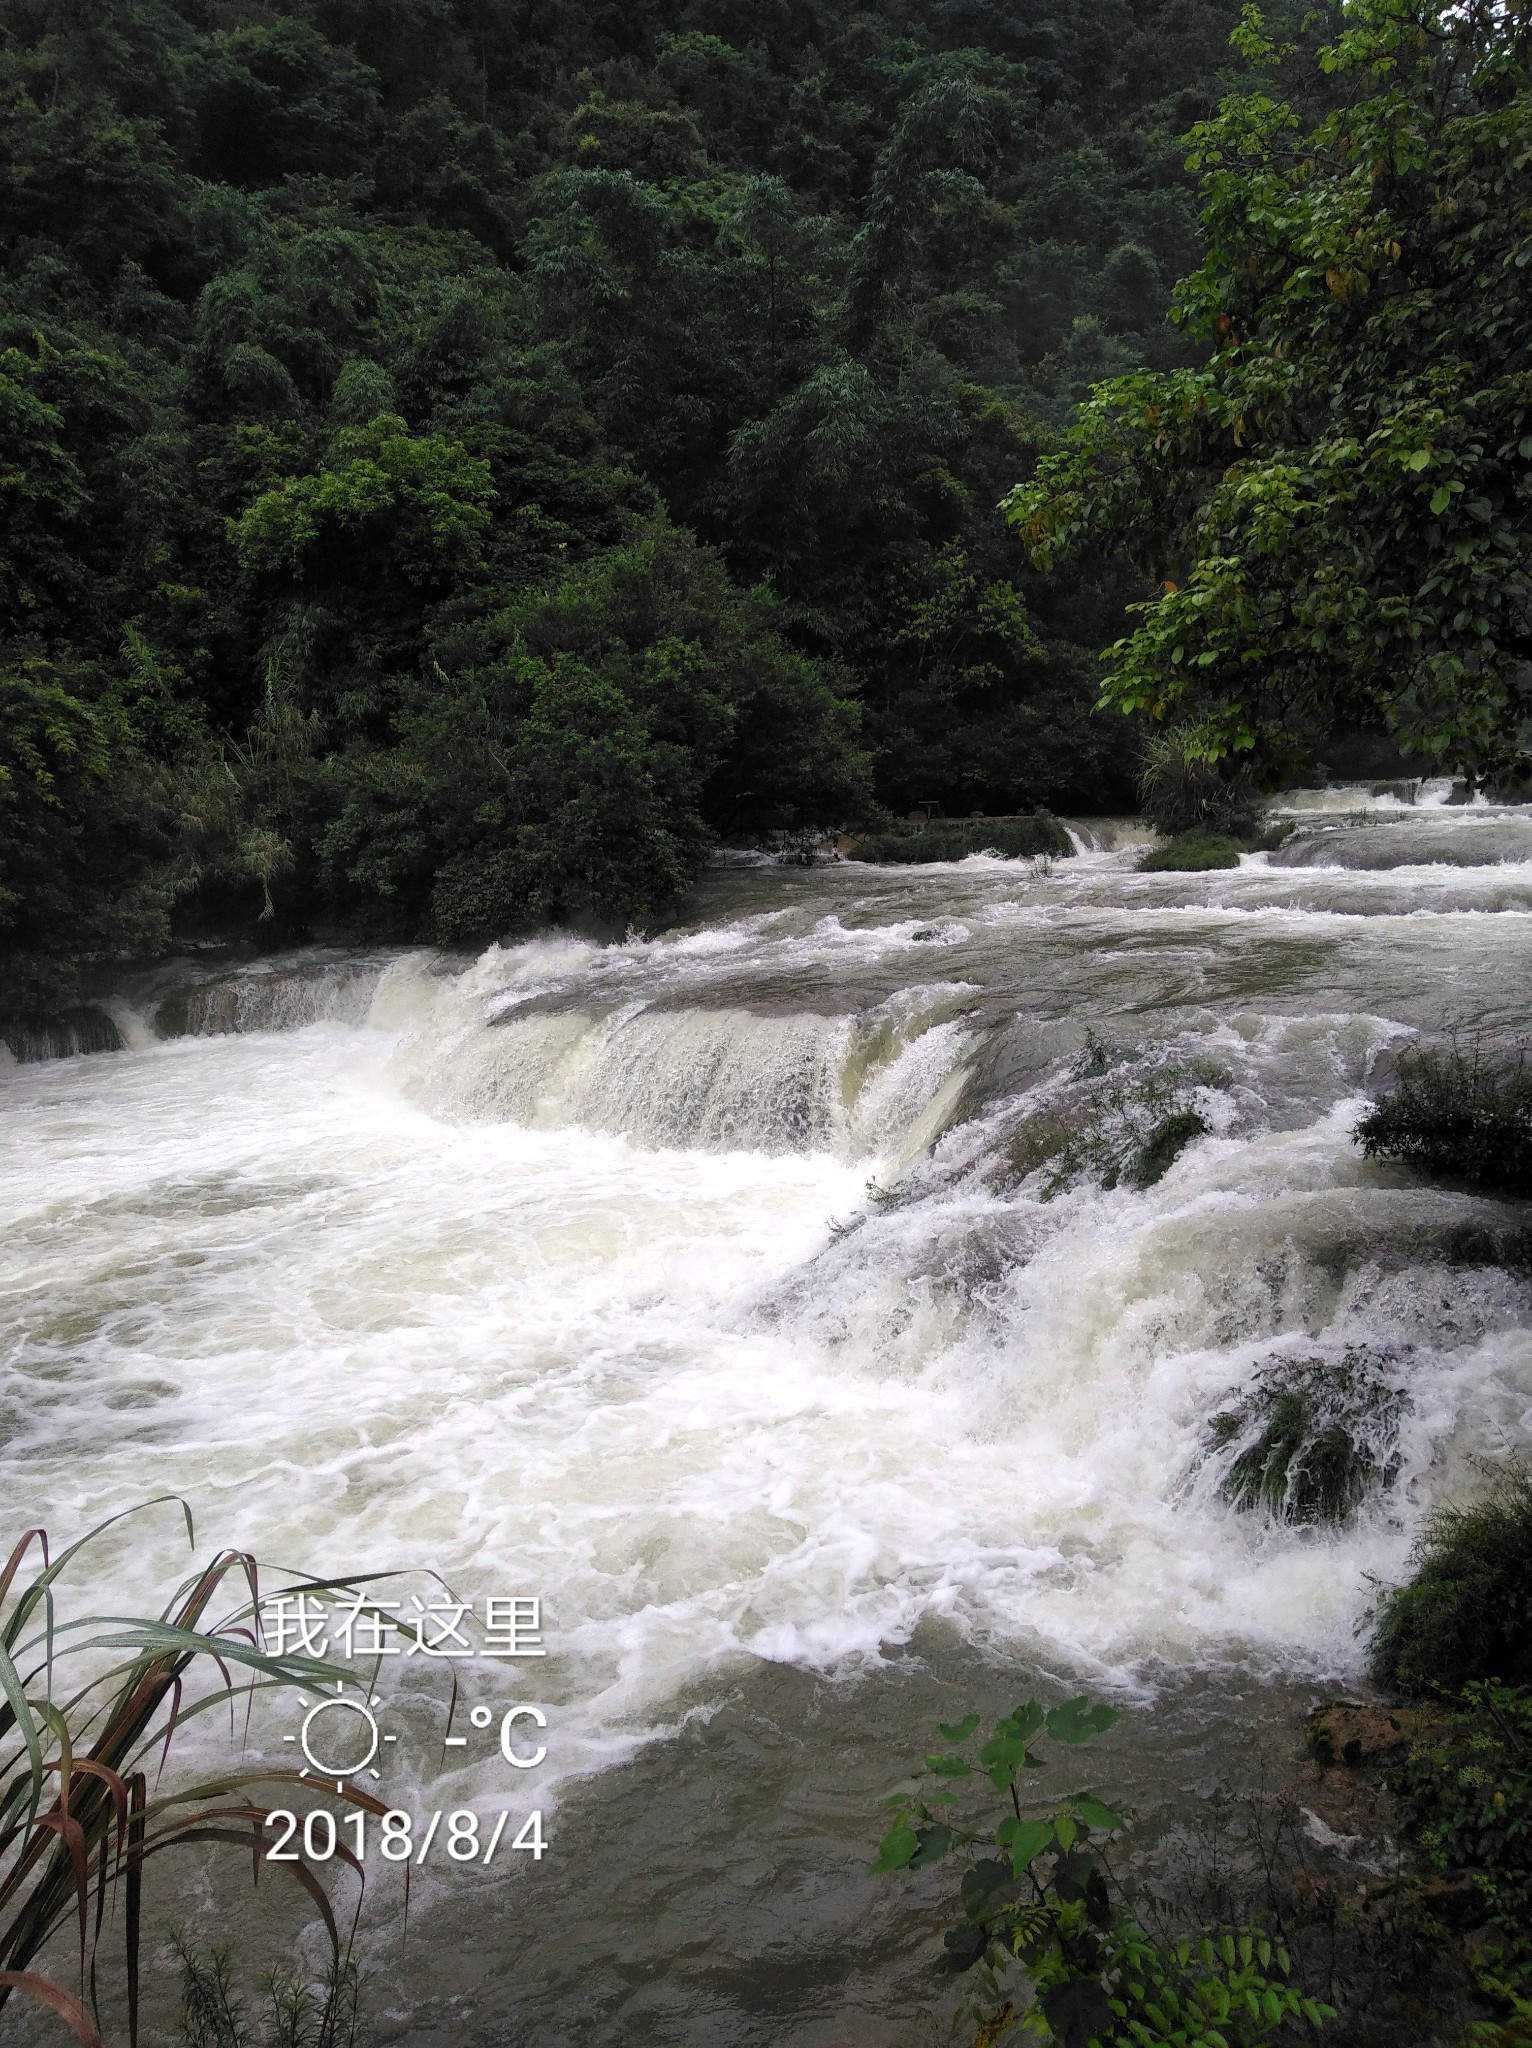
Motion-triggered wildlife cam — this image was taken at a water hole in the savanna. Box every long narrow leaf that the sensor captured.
[1,1499,194,1653]
[0,1969,104,2047]
[0,1638,44,1828]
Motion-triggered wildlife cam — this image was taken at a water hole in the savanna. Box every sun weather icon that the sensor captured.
[284,1682,397,1794]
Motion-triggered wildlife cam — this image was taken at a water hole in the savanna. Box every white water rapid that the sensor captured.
[3,787,1531,2044]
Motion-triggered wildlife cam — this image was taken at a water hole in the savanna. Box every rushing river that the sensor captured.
[4,784,1532,2043]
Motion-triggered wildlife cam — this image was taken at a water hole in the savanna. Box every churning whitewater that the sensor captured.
[3,788,1532,1823]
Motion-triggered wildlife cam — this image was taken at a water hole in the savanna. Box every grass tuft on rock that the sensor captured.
[1137,830,1245,871]
[1369,1463,1532,1695]
[1207,1350,1408,1524]
[850,814,1073,864]
[1355,1044,1532,1195]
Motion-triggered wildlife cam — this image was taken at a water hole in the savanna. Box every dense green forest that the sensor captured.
[0,0,1321,1010]
[1012,0,1532,789]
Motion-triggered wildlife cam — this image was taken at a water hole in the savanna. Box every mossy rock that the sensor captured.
[1,1005,122,1062]
[1206,1350,1409,1524]
[850,814,1074,864]
[1368,1464,1532,1694]
[1138,830,1244,872]
[989,1042,1226,1198]
[1124,1109,1208,1188]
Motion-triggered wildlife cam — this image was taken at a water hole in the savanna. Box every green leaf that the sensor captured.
[908,1824,954,1868]
[1068,1793,1128,1832]
[1010,1701,1046,1741]
[1045,1697,1121,1744]
[997,1816,1055,1871]
[1053,1810,1077,1853]
[937,1712,980,1742]
[979,1731,1026,1773]
[924,1754,973,1777]
[870,1824,920,1872]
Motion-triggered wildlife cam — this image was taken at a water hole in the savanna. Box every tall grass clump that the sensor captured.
[1355,1044,1532,1195]
[1369,1464,1532,1696]
[1138,727,1255,838]
[0,1500,383,2046]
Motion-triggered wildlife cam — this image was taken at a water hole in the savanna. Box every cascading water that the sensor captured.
[3,789,1531,2043]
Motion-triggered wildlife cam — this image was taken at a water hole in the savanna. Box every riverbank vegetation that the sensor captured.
[1369,1463,1532,1697]
[872,1697,1333,2047]
[0,0,1317,1016]
[877,1677,1532,2047]
[849,814,1073,864]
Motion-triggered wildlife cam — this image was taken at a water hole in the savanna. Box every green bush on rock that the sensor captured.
[1369,1465,1532,1696]
[1206,1352,1408,1525]
[1355,1047,1532,1197]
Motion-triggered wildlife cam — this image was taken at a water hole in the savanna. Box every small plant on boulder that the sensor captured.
[1205,1351,1410,1525]
[1127,1111,1210,1189]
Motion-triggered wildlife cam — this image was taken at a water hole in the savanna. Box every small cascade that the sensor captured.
[1267,810,1532,871]
[144,953,400,1040]
[0,1006,122,1065]
[1061,816,1157,856]
[391,978,973,1159]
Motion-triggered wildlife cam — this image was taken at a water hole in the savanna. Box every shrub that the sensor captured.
[850,813,1073,864]
[1369,1464,1532,1695]
[1206,1351,1408,1524]
[1355,1046,1532,1196]
[871,1699,1332,2048]
[1138,830,1244,872]
[1137,727,1256,838]
[1387,1684,1532,2010]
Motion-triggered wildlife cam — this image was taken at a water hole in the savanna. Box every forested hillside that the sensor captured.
[0,0,1299,1009]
